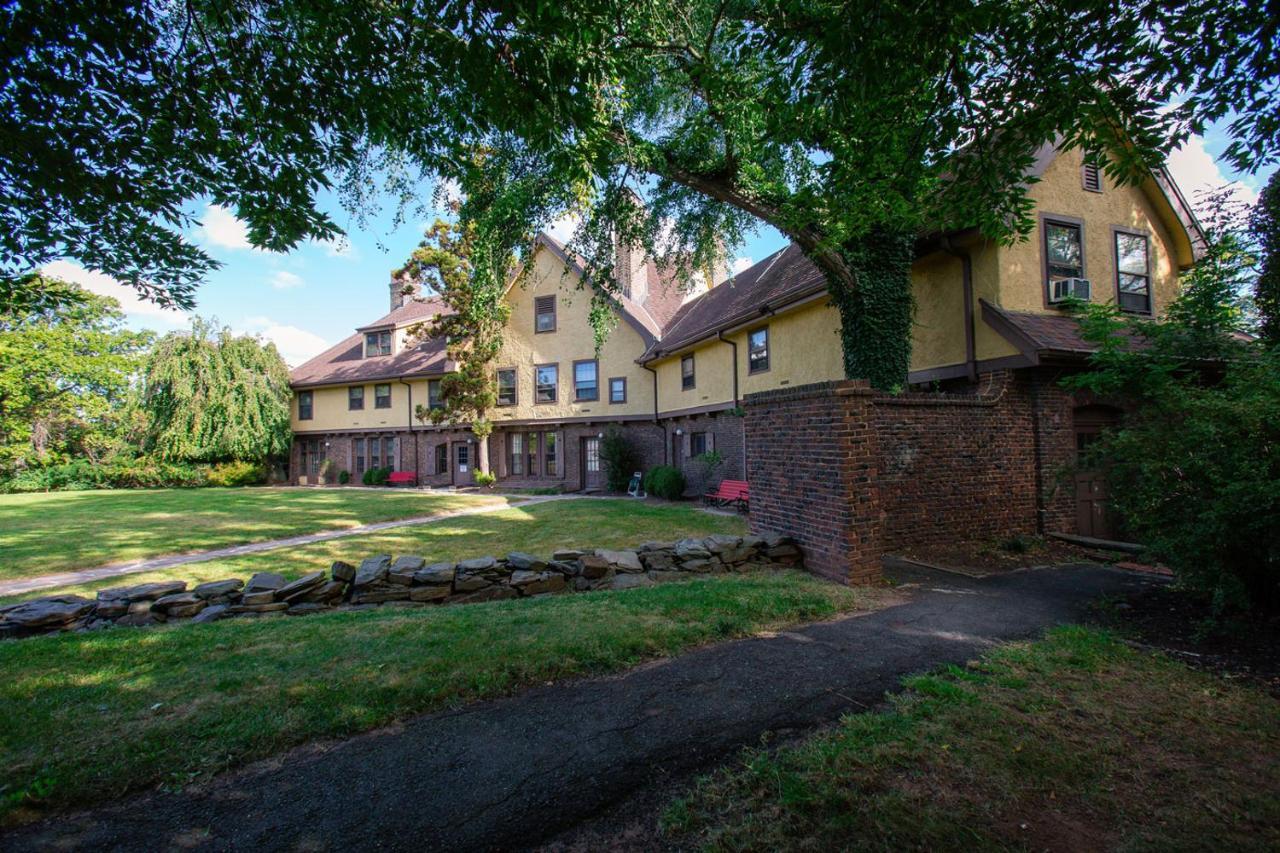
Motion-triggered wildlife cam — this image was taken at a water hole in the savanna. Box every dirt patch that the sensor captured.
[895,536,1116,576]
[1096,584,1280,696]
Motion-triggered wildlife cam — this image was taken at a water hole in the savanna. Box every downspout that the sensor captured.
[940,236,978,383]
[641,361,666,465]
[399,377,415,478]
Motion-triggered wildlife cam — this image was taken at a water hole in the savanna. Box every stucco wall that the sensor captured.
[291,378,430,434]
[654,338,735,414]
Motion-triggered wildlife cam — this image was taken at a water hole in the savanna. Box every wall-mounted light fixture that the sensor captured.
[675,428,683,436]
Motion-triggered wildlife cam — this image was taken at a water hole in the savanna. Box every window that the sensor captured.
[1115,231,1151,314]
[526,432,538,476]
[427,379,443,410]
[496,369,517,407]
[354,438,366,475]
[348,386,365,411]
[534,295,556,333]
[509,433,524,475]
[681,354,695,390]
[364,330,392,357]
[374,383,391,409]
[1044,220,1084,292]
[300,438,325,477]
[544,431,557,476]
[298,390,313,421]
[535,364,558,403]
[369,436,382,469]
[574,360,598,401]
[585,438,600,472]
[609,377,627,404]
[456,443,468,468]
[382,437,395,470]
[691,432,708,457]
[748,327,770,373]
[435,443,448,474]
[1082,162,1103,193]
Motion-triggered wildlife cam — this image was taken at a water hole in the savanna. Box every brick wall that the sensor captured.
[663,411,746,494]
[743,370,1091,585]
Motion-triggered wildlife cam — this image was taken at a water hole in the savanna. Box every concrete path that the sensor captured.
[0,494,575,598]
[0,562,1160,852]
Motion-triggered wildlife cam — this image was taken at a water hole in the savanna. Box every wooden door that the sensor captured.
[454,442,474,486]
[1073,406,1121,540]
[581,437,605,492]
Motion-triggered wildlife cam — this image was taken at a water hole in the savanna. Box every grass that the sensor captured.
[663,626,1280,851]
[2,499,748,603]
[0,571,870,819]
[0,488,508,579]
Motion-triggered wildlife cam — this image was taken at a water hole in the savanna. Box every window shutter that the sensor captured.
[393,437,401,471]
[707,432,715,452]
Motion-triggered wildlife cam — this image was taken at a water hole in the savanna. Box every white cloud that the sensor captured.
[315,235,360,260]
[240,316,329,367]
[731,257,754,275]
[269,270,304,290]
[197,204,257,251]
[41,260,188,326]
[545,213,580,246]
[1166,135,1259,209]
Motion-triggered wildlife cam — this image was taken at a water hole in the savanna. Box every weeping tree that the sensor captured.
[139,319,292,463]
[5,1,1279,386]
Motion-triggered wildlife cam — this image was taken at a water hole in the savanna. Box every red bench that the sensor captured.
[387,471,418,487]
[704,479,749,512]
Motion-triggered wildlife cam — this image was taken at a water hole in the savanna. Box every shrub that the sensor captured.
[474,471,497,488]
[368,466,392,486]
[206,460,268,487]
[643,465,686,500]
[361,468,377,486]
[0,457,210,492]
[690,449,725,494]
[600,428,641,492]
[338,470,350,485]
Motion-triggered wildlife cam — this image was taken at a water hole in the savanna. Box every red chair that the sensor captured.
[704,479,749,512]
[387,471,418,487]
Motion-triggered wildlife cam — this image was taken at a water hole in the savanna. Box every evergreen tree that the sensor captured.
[1252,171,1280,346]
[139,319,292,463]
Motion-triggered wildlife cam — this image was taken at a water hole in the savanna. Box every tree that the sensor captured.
[4,1,1279,385]
[139,319,292,463]
[399,218,509,476]
[0,278,151,477]
[1253,171,1280,346]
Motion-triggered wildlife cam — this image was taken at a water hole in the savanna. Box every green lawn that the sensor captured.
[0,488,508,580]
[664,627,1280,851]
[2,499,749,602]
[0,571,873,819]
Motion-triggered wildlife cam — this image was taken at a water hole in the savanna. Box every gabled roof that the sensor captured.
[641,244,827,360]
[356,296,448,331]
[290,331,452,389]
[529,233,662,345]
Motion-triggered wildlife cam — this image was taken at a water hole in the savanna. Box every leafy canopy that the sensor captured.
[139,318,292,463]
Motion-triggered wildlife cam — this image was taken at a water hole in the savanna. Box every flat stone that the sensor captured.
[277,572,327,601]
[764,544,802,560]
[286,602,331,616]
[127,600,155,616]
[452,573,492,593]
[165,602,207,619]
[1,596,95,629]
[414,562,456,585]
[350,587,411,605]
[506,552,547,572]
[245,572,287,593]
[761,532,795,549]
[551,549,584,561]
[409,585,451,602]
[331,560,357,583]
[229,602,289,614]
[93,600,130,619]
[354,556,392,588]
[508,570,543,588]
[547,560,578,576]
[451,586,517,604]
[192,579,243,599]
[740,534,766,550]
[598,550,643,573]
[387,569,417,586]
[641,551,676,571]
[680,558,716,573]
[392,555,426,573]
[675,538,712,560]
[116,612,159,628]
[638,541,675,552]
[703,534,742,553]
[303,580,348,603]
[192,604,229,624]
[241,590,277,606]
[152,592,203,612]
[98,581,187,603]
[524,573,566,596]
[719,545,755,564]
[457,556,497,573]
[612,573,655,590]
[577,555,611,580]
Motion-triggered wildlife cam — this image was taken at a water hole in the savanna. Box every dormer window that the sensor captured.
[365,330,392,357]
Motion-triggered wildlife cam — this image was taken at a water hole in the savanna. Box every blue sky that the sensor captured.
[47,125,1275,367]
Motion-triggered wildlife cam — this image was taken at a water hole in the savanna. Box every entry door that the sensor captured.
[454,442,473,485]
[581,437,605,491]
[1073,406,1121,540]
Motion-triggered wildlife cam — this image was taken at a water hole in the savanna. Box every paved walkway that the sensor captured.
[1,561,1160,852]
[0,494,575,598]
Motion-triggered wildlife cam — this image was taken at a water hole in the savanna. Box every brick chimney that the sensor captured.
[615,236,649,304]
[389,271,419,311]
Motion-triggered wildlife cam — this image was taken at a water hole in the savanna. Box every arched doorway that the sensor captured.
[1073,404,1124,540]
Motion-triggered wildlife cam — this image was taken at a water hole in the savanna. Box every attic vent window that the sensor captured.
[1082,163,1103,193]
[534,295,556,333]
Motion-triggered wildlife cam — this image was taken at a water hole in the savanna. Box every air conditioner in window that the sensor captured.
[1050,277,1091,304]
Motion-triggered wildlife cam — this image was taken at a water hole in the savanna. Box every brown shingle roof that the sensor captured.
[356,296,448,331]
[980,299,1137,361]
[643,244,827,359]
[289,332,451,388]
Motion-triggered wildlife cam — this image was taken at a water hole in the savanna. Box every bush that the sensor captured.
[474,471,497,488]
[206,460,269,487]
[600,428,641,492]
[643,465,686,500]
[338,470,350,485]
[363,466,391,486]
[0,457,210,492]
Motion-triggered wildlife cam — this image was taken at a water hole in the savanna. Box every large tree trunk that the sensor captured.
[474,426,491,475]
[811,226,915,390]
